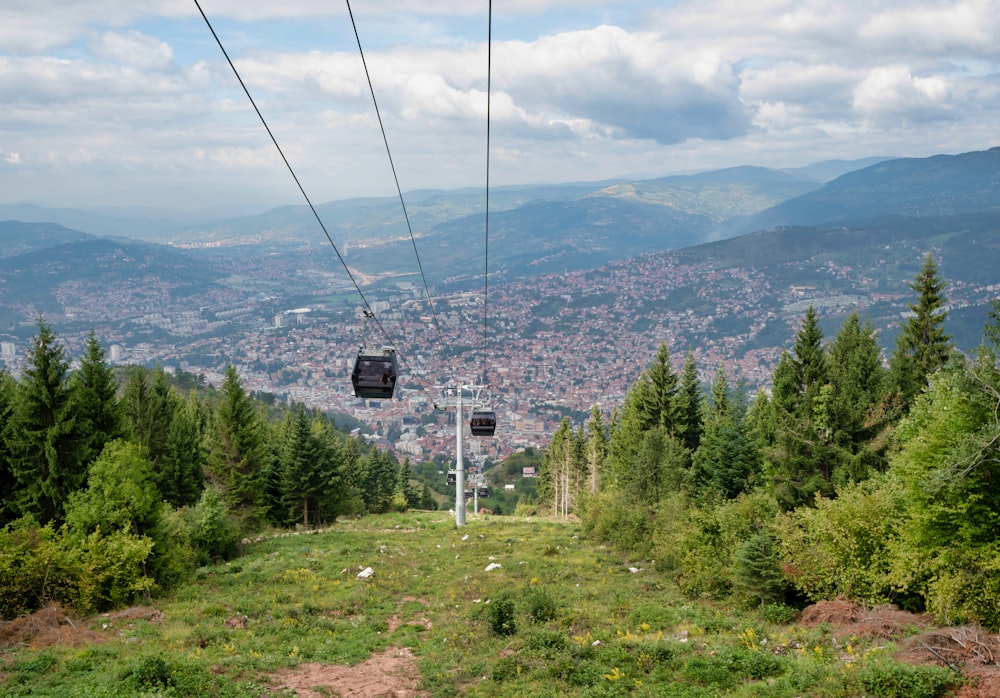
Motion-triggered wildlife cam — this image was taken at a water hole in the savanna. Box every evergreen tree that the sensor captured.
[676,350,703,452]
[159,392,206,507]
[3,320,85,523]
[733,532,785,607]
[768,308,834,510]
[280,406,327,526]
[584,404,607,494]
[889,253,953,405]
[541,418,573,517]
[205,365,268,526]
[631,426,689,505]
[312,412,360,519]
[984,298,1000,353]
[636,342,680,433]
[122,366,174,464]
[825,312,893,482]
[0,369,16,524]
[690,365,760,501]
[708,364,731,421]
[359,448,398,514]
[68,331,123,468]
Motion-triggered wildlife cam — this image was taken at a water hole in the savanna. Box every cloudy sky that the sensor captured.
[2,0,998,214]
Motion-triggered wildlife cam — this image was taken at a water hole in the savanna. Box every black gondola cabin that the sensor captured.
[351,346,398,399]
[470,408,496,436]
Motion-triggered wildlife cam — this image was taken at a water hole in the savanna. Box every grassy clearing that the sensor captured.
[0,512,958,697]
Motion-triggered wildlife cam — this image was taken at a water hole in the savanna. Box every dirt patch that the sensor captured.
[800,598,933,639]
[270,647,428,698]
[386,615,432,633]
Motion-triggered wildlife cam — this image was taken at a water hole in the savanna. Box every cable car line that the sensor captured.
[344,0,444,341]
[482,0,493,364]
[192,0,404,365]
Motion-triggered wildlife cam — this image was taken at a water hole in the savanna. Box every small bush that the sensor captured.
[119,655,175,690]
[856,658,957,698]
[759,603,799,625]
[491,655,521,682]
[487,594,517,636]
[525,587,558,623]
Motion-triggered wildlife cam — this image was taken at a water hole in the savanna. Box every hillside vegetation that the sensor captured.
[0,512,980,697]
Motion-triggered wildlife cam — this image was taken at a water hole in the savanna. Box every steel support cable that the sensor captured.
[344,0,444,341]
[192,0,405,363]
[482,0,493,373]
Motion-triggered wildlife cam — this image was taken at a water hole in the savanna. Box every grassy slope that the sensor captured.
[0,512,956,697]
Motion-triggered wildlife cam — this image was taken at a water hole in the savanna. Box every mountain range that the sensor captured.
[1,148,999,360]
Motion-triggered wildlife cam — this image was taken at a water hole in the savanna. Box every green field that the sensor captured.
[0,512,960,697]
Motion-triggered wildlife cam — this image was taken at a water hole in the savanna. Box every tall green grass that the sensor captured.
[0,512,957,697]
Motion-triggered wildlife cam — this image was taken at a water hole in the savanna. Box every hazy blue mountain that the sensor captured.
[591,166,821,221]
[0,204,191,239]
[0,220,97,258]
[731,148,1000,233]
[781,156,896,182]
[0,237,224,317]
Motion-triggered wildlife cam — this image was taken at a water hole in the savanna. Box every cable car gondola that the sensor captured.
[351,345,398,399]
[470,408,496,437]
[446,469,457,486]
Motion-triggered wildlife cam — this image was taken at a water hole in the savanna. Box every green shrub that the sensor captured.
[188,485,241,564]
[759,603,799,625]
[856,658,957,698]
[524,587,558,623]
[491,655,521,682]
[119,655,175,690]
[580,490,652,556]
[486,594,517,636]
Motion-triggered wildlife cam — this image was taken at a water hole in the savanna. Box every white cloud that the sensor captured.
[853,66,957,126]
[92,30,175,71]
[0,0,998,209]
[5,152,20,165]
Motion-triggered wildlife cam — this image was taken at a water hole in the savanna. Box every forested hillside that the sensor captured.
[0,328,434,619]
[537,253,1000,629]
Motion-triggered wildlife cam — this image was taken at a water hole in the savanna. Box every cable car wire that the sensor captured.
[192,0,404,362]
[345,0,444,341]
[482,0,493,374]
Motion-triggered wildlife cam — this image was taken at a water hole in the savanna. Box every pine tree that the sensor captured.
[3,320,85,523]
[769,307,834,510]
[312,413,361,519]
[359,449,398,514]
[889,253,954,406]
[69,331,123,467]
[636,342,680,433]
[0,369,17,525]
[826,312,893,481]
[708,364,731,421]
[676,350,703,452]
[733,532,785,607]
[280,406,327,526]
[542,418,574,517]
[205,365,268,526]
[584,404,607,494]
[159,392,206,507]
[690,365,760,501]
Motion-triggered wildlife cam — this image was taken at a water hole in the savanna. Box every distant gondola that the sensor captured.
[351,346,398,399]
[477,485,490,497]
[446,469,457,486]
[470,408,496,437]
